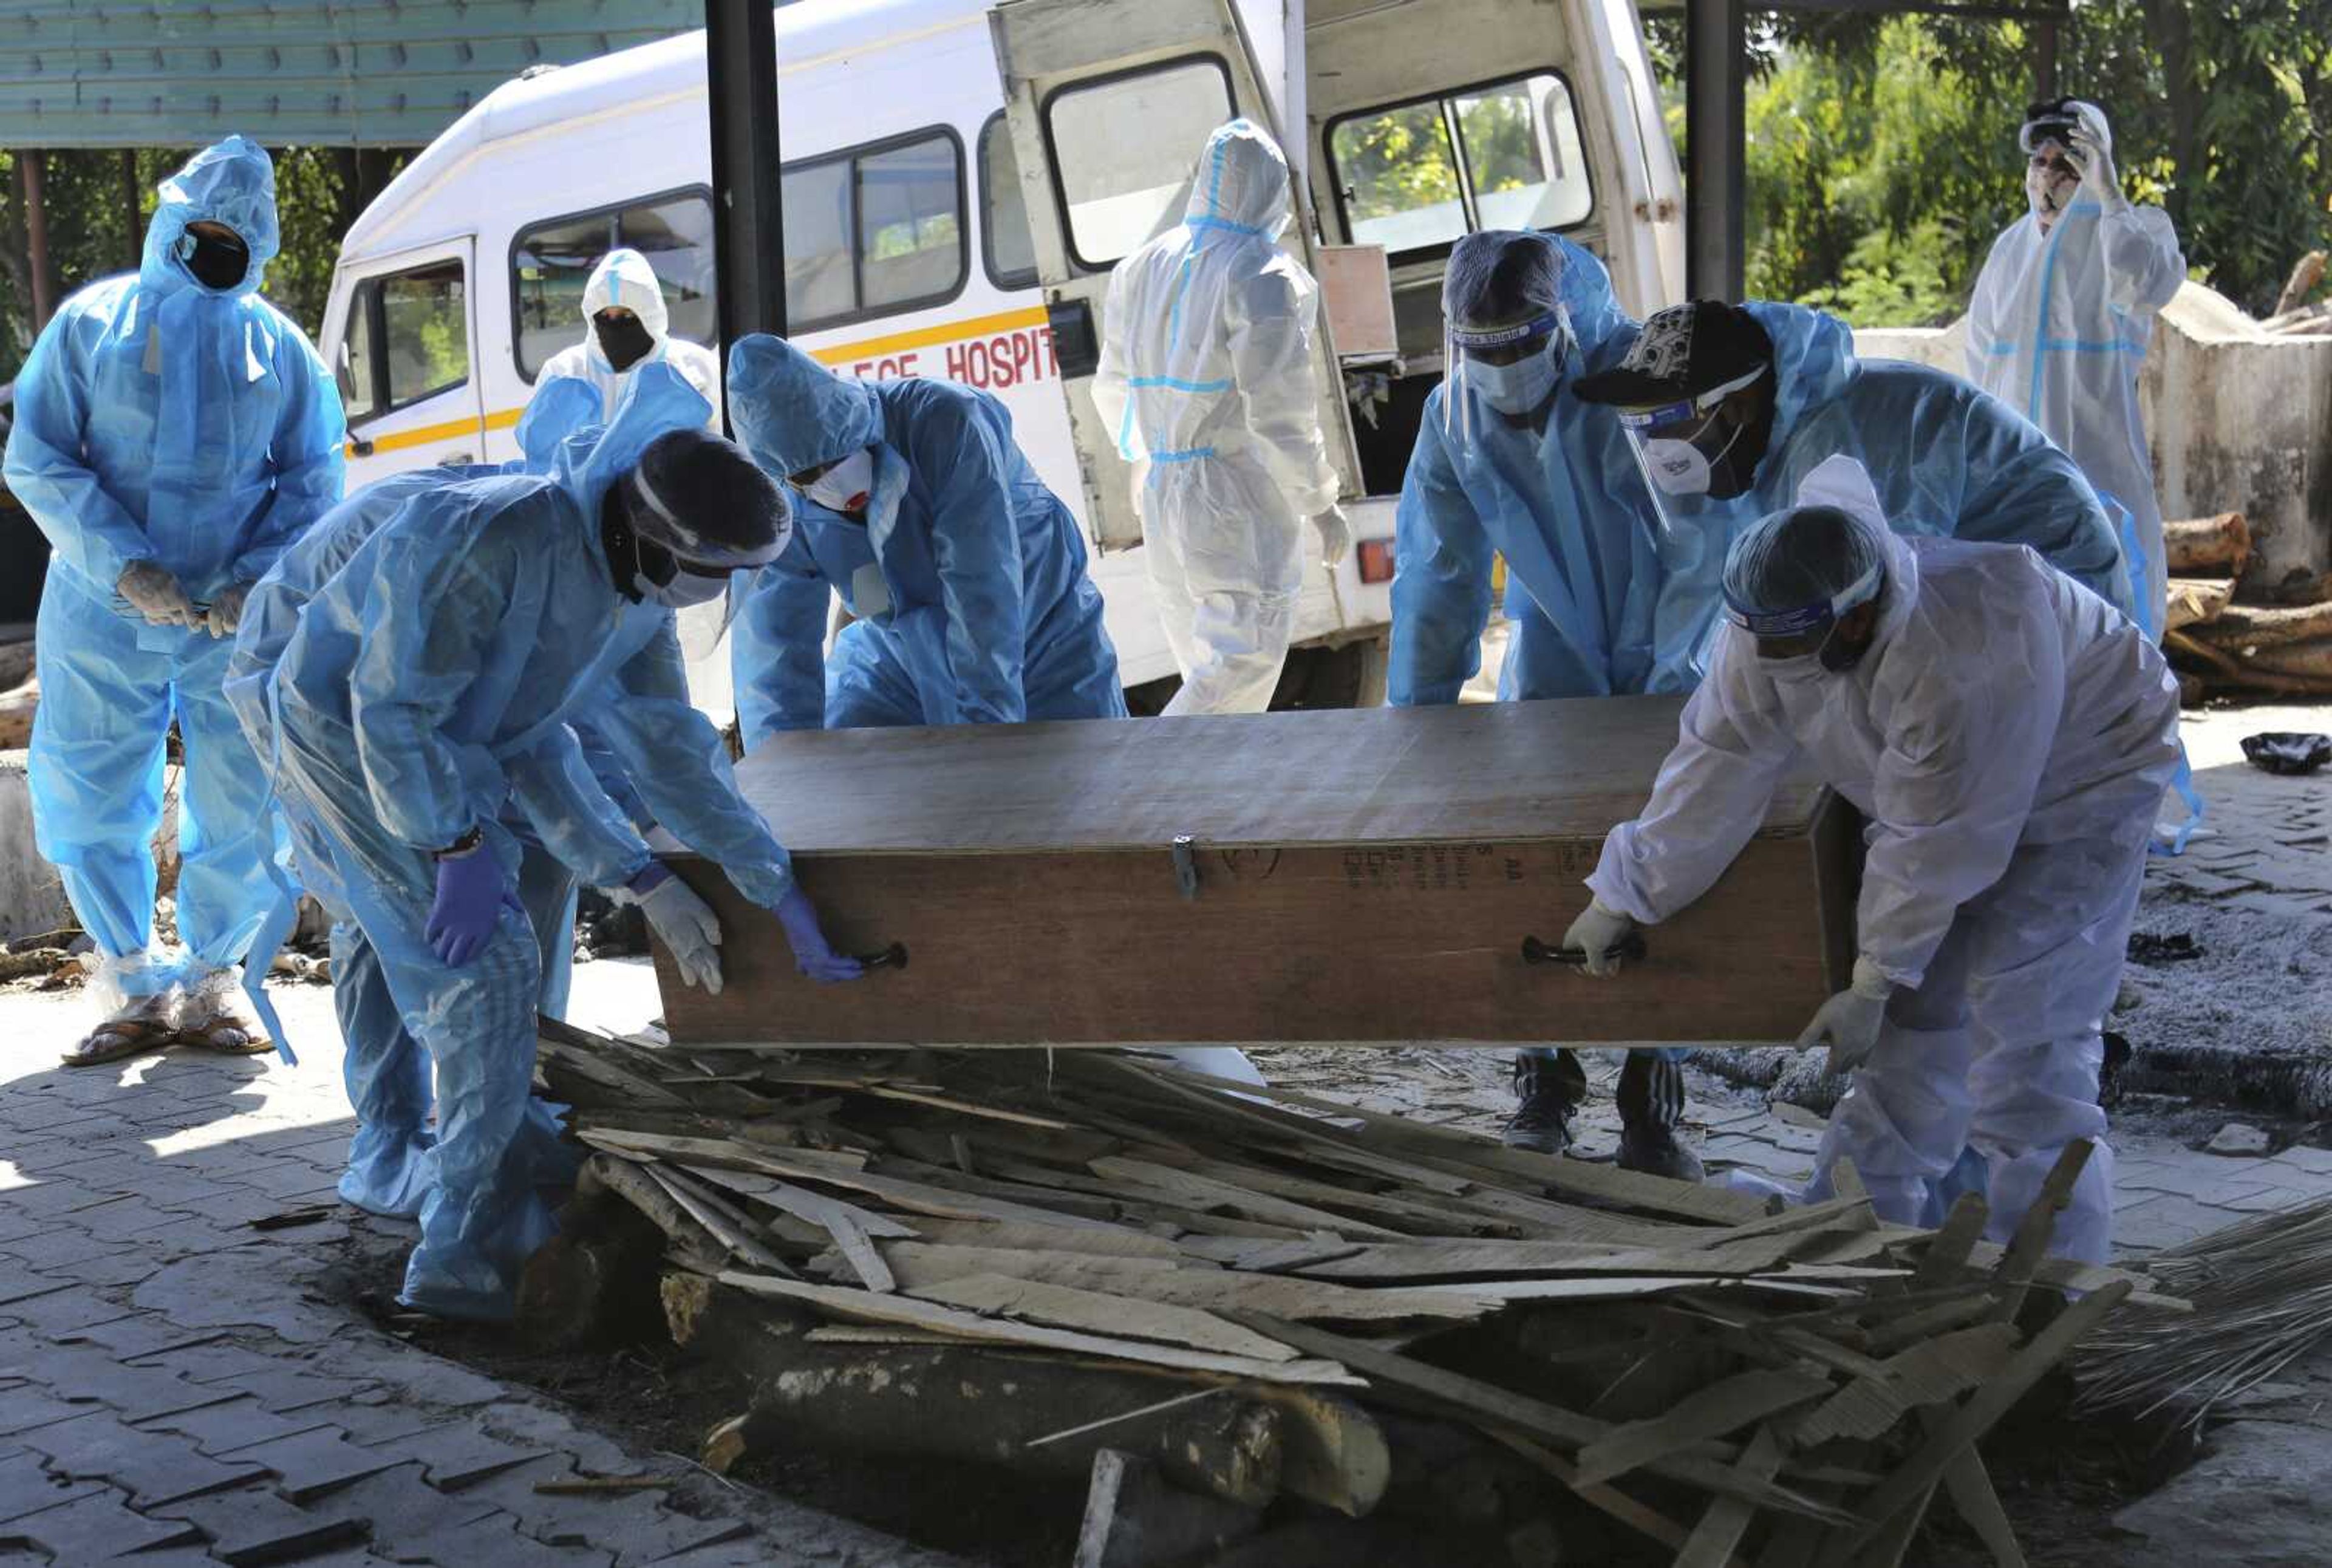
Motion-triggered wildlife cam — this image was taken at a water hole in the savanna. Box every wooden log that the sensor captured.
[656,698,1862,1048]
[2243,639,2332,680]
[2163,513,2250,578]
[2184,596,2332,649]
[2164,578,2234,632]
[2165,630,2332,696]
[516,1185,672,1351]
[663,1274,1291,1508]
[1074,1449,1265,1568]
[2271,251,2327,318]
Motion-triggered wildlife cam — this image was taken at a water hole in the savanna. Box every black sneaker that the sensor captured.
[1502,1055,1576,1154]
[1617,1123,1706,1183]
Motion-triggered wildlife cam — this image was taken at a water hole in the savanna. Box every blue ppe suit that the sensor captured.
[5,137,345,1006]
[1388,239,1663,707]
[724,335,1124,746]
[252,367,801,1319]
[1640,302,2134,688]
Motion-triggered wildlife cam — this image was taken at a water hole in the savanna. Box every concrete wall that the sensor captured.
[1855,282,2332,593]
[0,751,74,943]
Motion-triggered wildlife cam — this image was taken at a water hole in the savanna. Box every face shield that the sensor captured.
[1442,307,1573,441]
[1723,559,1884,672]
[604,457,791,653]
[1615,364,1771,510]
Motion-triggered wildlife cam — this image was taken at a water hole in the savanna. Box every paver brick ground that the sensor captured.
[1,970,971,1565]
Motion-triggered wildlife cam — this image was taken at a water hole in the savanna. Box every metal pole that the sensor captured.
[121,151,144,270]
[704,0,787,436]
[2034,18,2059,101]
[1683,0,1746,302]
[21,150,54,331]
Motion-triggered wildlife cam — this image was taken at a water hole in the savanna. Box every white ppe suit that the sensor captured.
[1964,112,2184,632]
[1589,523,2180,1263]
[536,247,721,423]
[1093,119,1341,715]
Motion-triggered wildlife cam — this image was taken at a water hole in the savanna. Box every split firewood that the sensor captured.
[2271,250,2327,318]
[2183,596,2332,649]
[2164,578,2234,633]
[2163,513,2250,578]
[663,1273,1297,1508]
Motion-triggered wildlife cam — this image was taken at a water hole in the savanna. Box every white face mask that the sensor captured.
[805,449,875,514]
[1640,437,1711,496]
[639,568,731,610]
[1470,344,1560,415]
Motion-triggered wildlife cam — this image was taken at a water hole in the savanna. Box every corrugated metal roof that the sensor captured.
[0,1,705,148]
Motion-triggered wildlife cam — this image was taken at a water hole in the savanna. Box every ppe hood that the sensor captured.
[139,135,281,299]
[726,332,882,477]
[1183,118,1292,240]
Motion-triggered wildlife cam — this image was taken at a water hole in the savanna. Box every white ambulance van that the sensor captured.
[319,0,1683,717]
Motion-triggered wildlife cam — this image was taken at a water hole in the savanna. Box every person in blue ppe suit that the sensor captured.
[4,136,346,1067]
[724,333,1126,743]
[1575,298,2136,683]
[1966,100,2184,635]
[252,366,863,1320]
[226,379,629,1219]
[1566,463,2179,1261]
[1386,230,1695,1178]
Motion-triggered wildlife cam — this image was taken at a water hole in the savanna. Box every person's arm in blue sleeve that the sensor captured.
[1388,409,1493,706]
[1,304,157,593]
[504,726,656,890]
[729,540,831,750]
[233,318,348,584]
[347,506,528,850]
[596,618,796,909]
[1952,399,2135,619]
[901,397,1027,724]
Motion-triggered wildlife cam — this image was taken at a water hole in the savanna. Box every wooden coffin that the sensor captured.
[652,697,1861,1048]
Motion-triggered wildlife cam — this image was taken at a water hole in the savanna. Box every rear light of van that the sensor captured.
[1357,537,1396,585]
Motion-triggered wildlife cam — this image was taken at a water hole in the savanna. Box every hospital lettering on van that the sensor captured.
[846,326,1057,390]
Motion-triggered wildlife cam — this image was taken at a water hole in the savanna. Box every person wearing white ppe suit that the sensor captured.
[1563,460,2180,1262]
[1966,100,2184,632]
[1094,119,1347,715]
[533,247,720,423]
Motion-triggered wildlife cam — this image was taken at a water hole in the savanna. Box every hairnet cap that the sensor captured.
[1444,231,1564,332]
[1574,299,1773,408]
[1722,502,1890,619]
[632,428,793,564]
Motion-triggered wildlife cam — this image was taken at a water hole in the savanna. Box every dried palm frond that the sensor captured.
[2075,1195,2332,1430]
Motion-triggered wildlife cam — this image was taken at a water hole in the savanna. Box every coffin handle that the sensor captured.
[1520,932,1648,969]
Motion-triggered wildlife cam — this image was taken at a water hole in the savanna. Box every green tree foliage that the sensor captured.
[1,146,406,384]
[1651,3,2332,326]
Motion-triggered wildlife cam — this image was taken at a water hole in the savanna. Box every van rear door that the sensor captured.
[328,239,488,486]
[988,0,1361,553]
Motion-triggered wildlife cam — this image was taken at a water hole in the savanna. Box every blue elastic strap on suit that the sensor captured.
[2102,491,2204,856]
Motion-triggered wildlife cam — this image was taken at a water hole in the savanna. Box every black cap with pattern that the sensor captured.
[1573,300,1775,409]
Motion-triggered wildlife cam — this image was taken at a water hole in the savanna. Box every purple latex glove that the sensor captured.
[775,885,864,984]
[425,844,510,967]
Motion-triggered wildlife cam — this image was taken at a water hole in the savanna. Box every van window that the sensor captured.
[511,190,717,380]
[780,128,967,332]
[980,114,1038,290]
[338,257,469,423]
[1329,73,1594,257]
[1044,57,1235,270]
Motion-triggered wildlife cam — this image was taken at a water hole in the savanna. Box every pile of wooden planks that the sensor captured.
[2163,511,2332,697]
[530,1018,2179,1566]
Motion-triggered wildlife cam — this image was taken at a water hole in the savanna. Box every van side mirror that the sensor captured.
[1046,298,1101,380]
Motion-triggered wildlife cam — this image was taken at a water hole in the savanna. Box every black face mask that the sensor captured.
[177,229,250,291]
[593,312,656,372]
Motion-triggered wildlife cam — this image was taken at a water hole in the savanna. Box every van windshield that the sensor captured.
[1330,73,1593,258]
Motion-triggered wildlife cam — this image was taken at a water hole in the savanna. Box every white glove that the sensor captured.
[117,561,201,628]
[632,865,724,994]
[2068,128,2122,209]
[1561,898,1637,978]
[206,582,252,639]
[1312,506,1352,569]
[1798,956,1894,1072]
